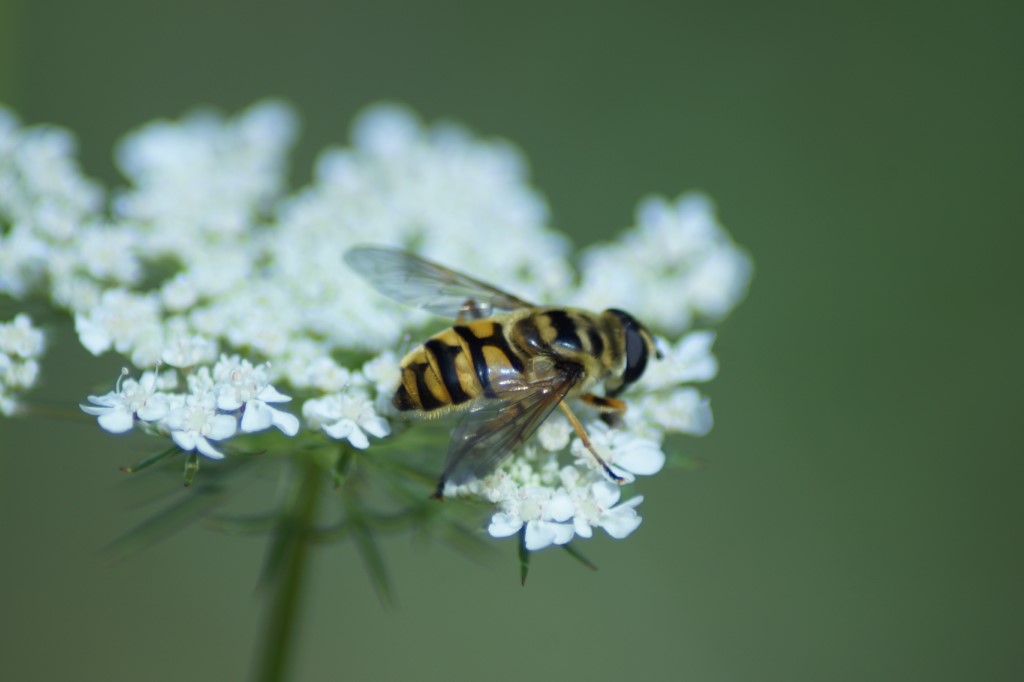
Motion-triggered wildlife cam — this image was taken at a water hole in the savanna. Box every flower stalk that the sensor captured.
[254,455,323,682]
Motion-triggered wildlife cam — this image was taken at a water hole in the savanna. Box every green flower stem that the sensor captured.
[254,456,323,682]
[518,528,530,586]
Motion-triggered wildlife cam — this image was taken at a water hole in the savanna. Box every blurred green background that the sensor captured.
[1,1,1022,680]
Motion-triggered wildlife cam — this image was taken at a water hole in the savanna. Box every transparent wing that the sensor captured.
[435,367,582,494]
[344,245,535,319]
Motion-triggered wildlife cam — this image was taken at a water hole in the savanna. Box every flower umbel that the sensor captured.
[1,100,750,560]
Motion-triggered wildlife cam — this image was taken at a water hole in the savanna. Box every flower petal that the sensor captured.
[524,520,556,550]
[195,436,225,460]
[361,416,391,439]
[675,331,718,382]
[171,429,197,451]
[323,419,354,440]
[257,384,291,404]
[346,426,370,449]
[488,512,523,538]
[207,414,238,440]
[136,398,169,422]
[591,480,622,508]
[240,400,273,432]
[549,521,575,546]
[614,439,665,476]
[97,409,134,434]
[217,391,243,411]
[600,506,642,539]
[271,409,300,436]
[83,393,117,408]
[546,491,575,522]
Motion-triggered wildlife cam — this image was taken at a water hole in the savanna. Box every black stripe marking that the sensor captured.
[392,384,415,411]
[486,328,525,373]
[546,310,582,351]
[455,323,524,398]
[425,338,470,405]
[455,325,495,398]
[411,362,444,411]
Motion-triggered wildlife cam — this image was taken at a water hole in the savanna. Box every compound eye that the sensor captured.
[622,323,649,387]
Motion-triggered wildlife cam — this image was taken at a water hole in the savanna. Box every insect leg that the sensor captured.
[580,393,626,413]
[558,401,625,483]
[580,393,627,428]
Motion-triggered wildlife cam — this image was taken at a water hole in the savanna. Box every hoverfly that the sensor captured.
[344,246,661,499]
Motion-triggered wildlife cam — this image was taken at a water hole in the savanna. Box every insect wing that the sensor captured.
[344,246,535,319]
[437,368,581,492]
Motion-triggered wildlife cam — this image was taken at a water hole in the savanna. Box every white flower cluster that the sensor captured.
[573,194,752,334]
[0,313,45,416]
[445,330,720,550]
[80,355,298,459]
[0,108,105,301]
[0,99,751,550]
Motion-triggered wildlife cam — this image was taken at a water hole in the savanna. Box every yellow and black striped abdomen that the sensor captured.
[392,318,526,414]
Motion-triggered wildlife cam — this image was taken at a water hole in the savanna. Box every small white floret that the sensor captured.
[0,313,46,358]
[302,389,390,449]
[80,369,171,434]
[212,354,299,436]
[162,394,237,460]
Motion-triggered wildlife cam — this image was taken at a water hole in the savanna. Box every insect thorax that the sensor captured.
[510,308,623,385]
